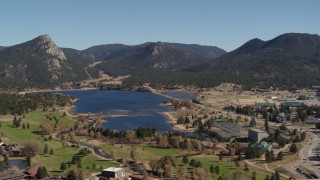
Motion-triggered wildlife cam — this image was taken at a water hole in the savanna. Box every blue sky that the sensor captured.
[1,0,319,51]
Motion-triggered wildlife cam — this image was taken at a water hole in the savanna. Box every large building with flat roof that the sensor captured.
[248,128,269,142]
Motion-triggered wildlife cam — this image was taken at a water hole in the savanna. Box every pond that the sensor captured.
[0,160,28,170]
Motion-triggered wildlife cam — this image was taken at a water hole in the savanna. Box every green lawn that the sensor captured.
[176,155,274,180]
[99,143,189,161]
[0,110,119,176]
[0,111,74,143]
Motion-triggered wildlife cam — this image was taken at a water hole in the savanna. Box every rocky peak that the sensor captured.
[147,41,168,56]
[31,34,67,60]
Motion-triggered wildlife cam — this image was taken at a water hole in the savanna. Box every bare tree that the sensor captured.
[22,140,40,156]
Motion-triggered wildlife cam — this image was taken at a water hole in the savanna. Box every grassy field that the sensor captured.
[176,155,275,180]
[0,110,119,176]
[99,143,189,161]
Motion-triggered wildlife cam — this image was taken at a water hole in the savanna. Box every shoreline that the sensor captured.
[161,112,196,133]
[22,86,197,133]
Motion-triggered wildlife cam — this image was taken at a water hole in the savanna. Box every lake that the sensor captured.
[59,90,176,133]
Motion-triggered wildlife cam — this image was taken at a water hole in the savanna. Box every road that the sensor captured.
[283,131,320,179]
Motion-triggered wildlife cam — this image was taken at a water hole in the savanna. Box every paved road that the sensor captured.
[283,131,320,179]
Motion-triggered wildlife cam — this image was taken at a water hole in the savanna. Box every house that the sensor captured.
[26,163,41,178]
[101,167,125,180]
[305,117,320,124]
[257,141,272,151]
[248,128,269,142]
[255,102,276,108]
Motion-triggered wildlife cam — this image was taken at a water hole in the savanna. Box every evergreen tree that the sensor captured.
[27,123,30,129]
[189,159,196,168]
[92,163,96,170]
[215,165,220,175]
[274,171,280,180]
[219,151,223,160]
[36,166,49,179]
[182,156,189,165]
[44,143,48,154]
[60,162,67,172]
[290,143,298,153]
[210,165,215,173]
[264,118,269,133]
[50,148,54,155]
[22,124,25,129]
[277,151,284,160]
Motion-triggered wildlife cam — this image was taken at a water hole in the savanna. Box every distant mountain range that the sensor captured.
[0,33,320,89]
[186,33,320,88]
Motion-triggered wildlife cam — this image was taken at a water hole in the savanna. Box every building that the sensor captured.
[255,102,276,107]
[248,128,269,142]
[257,141,272,151]
[281,101,304,107]
[101,167,125,180]
[26,163,41,178]
[305,117,320,124]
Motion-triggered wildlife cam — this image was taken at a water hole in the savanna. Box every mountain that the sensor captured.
[166,43,226,59]
[64,42,226,63]
[188,33,320,88]
[0,46,6,51]
[0,35,94,89]
[96,42,218,76]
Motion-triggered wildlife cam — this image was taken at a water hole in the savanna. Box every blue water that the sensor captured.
[0,160,27,169]
[59,90,175,133]
[165,91,195,100]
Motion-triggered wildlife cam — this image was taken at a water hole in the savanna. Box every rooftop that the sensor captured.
[249,128,267,133]
[102,167,124,172]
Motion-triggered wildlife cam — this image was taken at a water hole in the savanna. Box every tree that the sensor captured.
[182,156,189,165]
[27,123,30,129]
[264,118,269,133]
[194,167,208,180]
[36,166,49,179]
[48,135,53,140]
[274,171,280,180]
[244,163,249,171]
[130,147,138,162]
[26,155,32,167]
[3,154,9,165]
[250,117,256,127]
[60,162,67,172]
[210,165,215,174]
[219,151,223,160]
[215,165,220,175]
[164,164,173,178]
[277,151,284,160]
[44,143,48,154]
[195,161,202,168]
[252,171,257,180]
[63,111,67,117]
[92,163,96,170]
[189,159,196,168]
[22,140,40,156]
[235,160,240,167]
[290,143,298,153]
[111,150,116,161]
[50,148,54,155]
[67,170,77,180]
[22,124,25,129]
